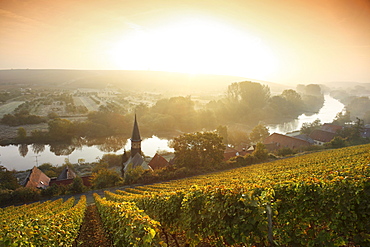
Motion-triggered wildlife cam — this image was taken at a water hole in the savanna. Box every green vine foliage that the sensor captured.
[0,196,86,246]
[97,144,370,246]
[94,193,164,247]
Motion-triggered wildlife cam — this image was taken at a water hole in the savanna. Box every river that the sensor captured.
[268,94,344,134]
[0,95,344,171]
[0,136,173,171]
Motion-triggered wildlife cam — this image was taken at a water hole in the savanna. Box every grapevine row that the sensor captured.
[0,196,86,246]
[94,193,164,247]
[101,144,370,246]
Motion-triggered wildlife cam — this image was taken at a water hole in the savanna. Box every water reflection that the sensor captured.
[31,143,45,154]
[268,95,344,134]
[49,143,76,156]
[0,135,172,171]
[18,144,28,157]
[91,136,127,152]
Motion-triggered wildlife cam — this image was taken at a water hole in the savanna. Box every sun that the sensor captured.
[107,17,278,80]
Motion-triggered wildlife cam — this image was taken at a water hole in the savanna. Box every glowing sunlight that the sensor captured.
[108,17,278,79]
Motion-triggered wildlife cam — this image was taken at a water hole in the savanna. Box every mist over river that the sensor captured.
[0,95,344,171]
[268,94,344,134]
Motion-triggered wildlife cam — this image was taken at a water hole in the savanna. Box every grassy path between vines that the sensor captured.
[73,204,113,247]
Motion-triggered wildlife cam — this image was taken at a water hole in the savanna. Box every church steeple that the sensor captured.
[130,114,142,157]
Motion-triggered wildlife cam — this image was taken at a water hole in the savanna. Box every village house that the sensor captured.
[147,153,169,170]
[49,166,91,187]
[263,133,311,151]
[321,123,344,133]
[21,166,50,189]
[223,145,254,160]
[309,129,336,145]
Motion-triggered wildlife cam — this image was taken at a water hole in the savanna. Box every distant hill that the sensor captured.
[0,69,289,94]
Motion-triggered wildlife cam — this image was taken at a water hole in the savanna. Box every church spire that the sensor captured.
[130,114,142,157]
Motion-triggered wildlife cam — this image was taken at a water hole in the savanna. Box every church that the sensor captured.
[122,114,150,172]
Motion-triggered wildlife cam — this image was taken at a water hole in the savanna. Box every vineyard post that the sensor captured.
[266,202,274,246]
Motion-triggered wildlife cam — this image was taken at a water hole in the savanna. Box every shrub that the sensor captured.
[124,164,145,185]
[277,147,296,156]
[0,189,12,206]
[325,136,347,149]
[244,154,257,165]
[227,155,246,167]
[252,143,269,162]
[69,176,87,194]
[91,168,123,189]
[41,184,61,197]
[12,187,41,203]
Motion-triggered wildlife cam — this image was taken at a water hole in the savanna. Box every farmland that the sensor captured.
[2,144,369,246]
[0,101,24,118]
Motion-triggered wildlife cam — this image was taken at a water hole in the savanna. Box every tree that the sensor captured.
[90,168,122,189]
[171,132,225,169]
[346,96,370,121]
[101,154,122,168]
[249,124,270,144]
[69,176,87,194]
[300,119,322,135]
[305,84,322,96]
[48,118,75,142]
[124,164,145,184]
[227,81,270,109]
[252,143,269,162]
[151,96,197,132]
[216,125,229,144]
[0,166,20,190]
[332,111,351,126]
[338,118,365,144]
[38,163,58,178]
[325,136,347,149]
[17,127,27,142]
[281,89,304,112]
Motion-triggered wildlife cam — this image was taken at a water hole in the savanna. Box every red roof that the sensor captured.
[264,133,311,150]
[23,166,50,189]
[223,146,250,161]
[309,129,336,143]
[148,153,169,170]
[321,123,343,133]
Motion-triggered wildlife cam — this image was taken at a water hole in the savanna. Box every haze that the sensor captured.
[1,0,370,85]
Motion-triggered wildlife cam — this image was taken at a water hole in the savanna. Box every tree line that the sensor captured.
[2,81,325,146]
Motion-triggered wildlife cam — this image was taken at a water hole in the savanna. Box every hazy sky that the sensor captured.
[1,0,369,85]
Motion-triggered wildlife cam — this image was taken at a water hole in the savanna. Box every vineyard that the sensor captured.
[0,196,86,246]
[1,144,370,246]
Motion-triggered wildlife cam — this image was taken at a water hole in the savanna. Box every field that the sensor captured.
[73,96,100,112]
[1,144,369,246]
[0,101,24,118]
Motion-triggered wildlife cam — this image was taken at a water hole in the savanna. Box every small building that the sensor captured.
[223,146,251,161]
[264,133,311,151]
[49,166,91,187]
[294,134,315,144]
[57,166,76,180]
[148,153,169,170]
[22,166,50,189]
[309,129,336,145]
[321,123,343,133]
